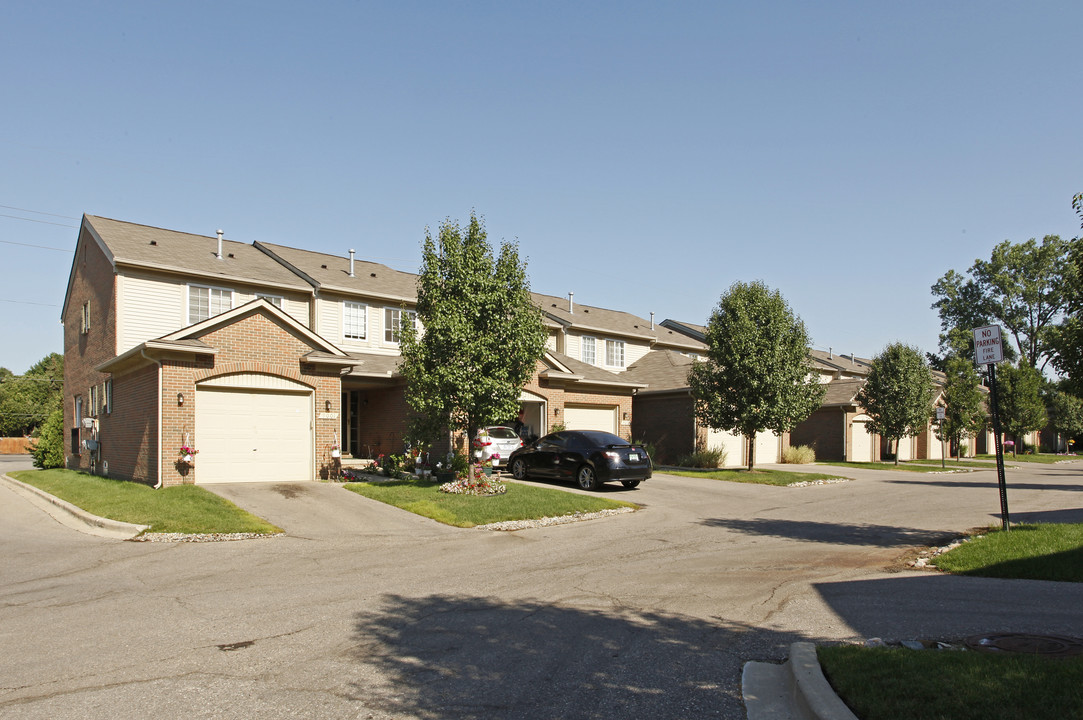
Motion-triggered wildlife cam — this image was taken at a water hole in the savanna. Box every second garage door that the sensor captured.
[563,404,618,434]
[195,385,313,483]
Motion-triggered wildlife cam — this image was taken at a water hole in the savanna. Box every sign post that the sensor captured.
[974,325,1010,531]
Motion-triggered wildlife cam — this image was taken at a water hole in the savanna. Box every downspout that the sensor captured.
[141,348,164,489]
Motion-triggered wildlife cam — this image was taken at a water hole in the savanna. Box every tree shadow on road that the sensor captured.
[347,593,812,719]
[699,517,953,548]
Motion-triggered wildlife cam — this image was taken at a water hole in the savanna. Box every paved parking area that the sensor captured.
[2,460,1082,718]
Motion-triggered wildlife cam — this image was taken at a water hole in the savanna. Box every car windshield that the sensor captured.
[577,431,631,447]
[485,427,519,440]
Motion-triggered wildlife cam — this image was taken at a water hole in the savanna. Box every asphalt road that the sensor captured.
[2,457,1082,719]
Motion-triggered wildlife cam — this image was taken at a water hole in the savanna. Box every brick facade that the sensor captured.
[631,392,695,464]
[63,230,118,474]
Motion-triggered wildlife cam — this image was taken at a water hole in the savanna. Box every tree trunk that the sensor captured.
[894,437,900,465]
[746,434,756,471]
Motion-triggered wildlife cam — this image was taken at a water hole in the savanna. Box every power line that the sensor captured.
[0,298,61,307]
[0,204,79,220]
[0,213,78,229]
[0,237,72,251]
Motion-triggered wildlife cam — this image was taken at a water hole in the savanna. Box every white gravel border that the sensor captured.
[474,507,636,531]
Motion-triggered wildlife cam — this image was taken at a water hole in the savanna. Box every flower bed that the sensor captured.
[439,466,507,496]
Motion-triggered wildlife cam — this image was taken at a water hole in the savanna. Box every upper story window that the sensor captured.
[581,336,596,365]
[384,307,417,344]
[257,293,283,309]
[343,302,367,340]
[80,301,91,334]
[189,285,232,324]
[605,339,625,369]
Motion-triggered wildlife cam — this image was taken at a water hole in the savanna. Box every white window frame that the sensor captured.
[605,339,625,369]
[383,307,417,344]
[581,336,596,365]
[80,300,91,334]
[188,284,232,325]
[105,379,113,414]
[257,293,283,309]
[343,301,368,341]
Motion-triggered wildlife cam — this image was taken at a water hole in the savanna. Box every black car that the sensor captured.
[507,430,652,490]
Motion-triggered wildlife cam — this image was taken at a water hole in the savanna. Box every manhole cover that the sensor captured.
[964,633,1083,657]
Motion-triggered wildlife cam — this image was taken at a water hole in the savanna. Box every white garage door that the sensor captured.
[195,386,313,483]
[705,428,745,467]
[850,417,874,462]
[754,431,781,464]
[563,404,618,434]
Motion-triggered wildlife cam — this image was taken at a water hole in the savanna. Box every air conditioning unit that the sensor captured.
[81,418,95,429]
[83,439,99,451]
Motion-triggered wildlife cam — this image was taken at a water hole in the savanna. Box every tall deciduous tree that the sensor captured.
[856,343,934,466]
[931,235,1076,371]
[688,280,824,471]
[994,362,1047,457]
[1045,388,1083,453]
[1050,237,1083,394]
[936,356,986,461]
[400,213,547,456]
[0,352,63,437]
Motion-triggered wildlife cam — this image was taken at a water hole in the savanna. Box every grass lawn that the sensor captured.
[661,468,848,486]
[10,469,281,535]
[818,645,1083,720]
[815,460,972,473]
[345,476,635,527]
[933,523,1083,583]
[818,521,1083,718]
[902,458,1003,469]
[976,453,1076,464]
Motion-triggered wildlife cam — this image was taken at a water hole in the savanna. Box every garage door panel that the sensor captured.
[563,405,618,434]
[196,387,313,483]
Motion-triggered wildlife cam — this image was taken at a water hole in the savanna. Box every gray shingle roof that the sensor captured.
[84,215,312,291]
[534,293,706,351]
[255,241,419,302]
[624,350,694,393]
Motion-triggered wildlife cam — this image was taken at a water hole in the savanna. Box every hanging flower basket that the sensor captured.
[179,445,198,464]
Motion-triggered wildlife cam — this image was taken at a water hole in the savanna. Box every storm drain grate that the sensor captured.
[964,633,1083,658]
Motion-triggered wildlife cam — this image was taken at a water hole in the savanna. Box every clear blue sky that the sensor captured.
[2,2,1080,374]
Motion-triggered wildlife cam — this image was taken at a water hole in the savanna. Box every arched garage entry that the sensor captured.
[195,373,314,483]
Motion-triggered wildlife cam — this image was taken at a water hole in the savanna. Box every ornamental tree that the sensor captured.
[994,362,1047,457]
[931,235,1077,371]
[857,343,934,465]
[688,280,824,471]
[399,212,547,457]
[935,355,986,461]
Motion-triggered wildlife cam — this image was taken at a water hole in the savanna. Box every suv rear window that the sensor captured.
[485,427,519,439]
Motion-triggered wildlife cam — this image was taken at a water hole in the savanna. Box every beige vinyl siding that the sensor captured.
[116,272,186,353]
[320,296,404,354]
[234,291,311,327]
[623,341,652,369]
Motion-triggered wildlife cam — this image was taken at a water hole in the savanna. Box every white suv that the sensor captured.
[473,426,524,468]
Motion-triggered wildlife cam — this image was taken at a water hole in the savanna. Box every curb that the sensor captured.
[0,472,149,540]
[743,642,858,720]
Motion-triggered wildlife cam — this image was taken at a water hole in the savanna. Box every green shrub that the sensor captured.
[782,444,816,464]
[633,439,658,462]
[678,447,728,468]
[30,407,65,469]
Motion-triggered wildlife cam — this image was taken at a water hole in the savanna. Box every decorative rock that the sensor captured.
[865,637,887,648]
[901,640,925,650]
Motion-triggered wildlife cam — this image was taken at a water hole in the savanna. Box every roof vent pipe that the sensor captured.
[829,347,833,359]
[569,291,574,314]
[851,352,855,366]
[349,249,356,277]
[216,229,223,259]
[650,311,655,330]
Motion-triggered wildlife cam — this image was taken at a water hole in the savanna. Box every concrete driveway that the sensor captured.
[2,460,1082,719]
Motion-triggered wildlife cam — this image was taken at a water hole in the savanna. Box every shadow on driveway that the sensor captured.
[348,593,812,720]
[699,517,954,548]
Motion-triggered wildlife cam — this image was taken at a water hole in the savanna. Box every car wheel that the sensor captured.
[621,479,641,489]
[576,465,599,491]
[511,458,528,480]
